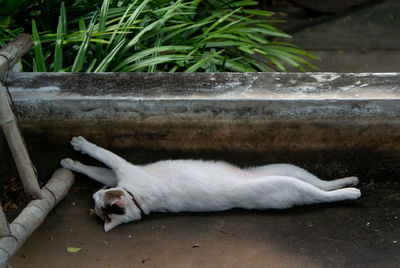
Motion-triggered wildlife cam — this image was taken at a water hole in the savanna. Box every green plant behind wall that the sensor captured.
[2,0,319,72]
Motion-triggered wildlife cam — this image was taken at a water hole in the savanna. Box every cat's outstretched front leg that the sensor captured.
[69,136,128,172]
[60,158,117,187]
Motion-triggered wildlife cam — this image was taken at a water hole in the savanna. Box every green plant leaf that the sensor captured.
[60,2,67,34]
[113,45,193,71]
[32,19,47,72]
[105,1,136,52]
[94,39,125,72]
[98,0,110,33]
[119,55,193,72]
[14,0,317,72]
[199,8,241,40]
[242,9,274,17]
[122,0,183,55]
[71,12,98,72]
[184,49,224,72]
[231,1,259,7]
[96,0,110,57]
[214,58,256,72]
[78,17,86,31]
[86,58,97,72]
[147,33,162,72]
[114,0,148,46]
[54,16,63,72]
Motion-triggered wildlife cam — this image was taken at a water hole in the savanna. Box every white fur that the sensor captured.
[61,136,361,232]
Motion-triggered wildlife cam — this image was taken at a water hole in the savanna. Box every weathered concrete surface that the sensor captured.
[273,0,400,73]
[9,173,400,268]
[3,72,400,182]
[301,50,400,73]
[290,0,369,13]
[5,72,400,155]
[290,0,400,50]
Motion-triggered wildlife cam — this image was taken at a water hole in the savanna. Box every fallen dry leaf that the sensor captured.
[66,246,81,253]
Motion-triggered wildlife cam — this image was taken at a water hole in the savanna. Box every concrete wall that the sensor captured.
[4,72,400,181]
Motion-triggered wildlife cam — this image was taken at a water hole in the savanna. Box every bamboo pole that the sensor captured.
[0,33,41,199]
[0,168,74,267]
[0,208,10,238]
[0,83,42,199]
[0,33,33,76]
[0,34,75,267]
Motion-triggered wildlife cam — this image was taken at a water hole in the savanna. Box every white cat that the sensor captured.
[60,136,361,232]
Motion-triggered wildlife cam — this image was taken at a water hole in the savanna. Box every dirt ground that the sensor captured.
[10,178,400,268]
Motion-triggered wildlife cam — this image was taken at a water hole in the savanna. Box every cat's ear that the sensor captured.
[111,195,128,207]
[104,220,120,232]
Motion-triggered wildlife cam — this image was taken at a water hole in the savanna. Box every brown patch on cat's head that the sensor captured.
[101,190,127,216]
[93,187,142,232]
[104,190,124,204]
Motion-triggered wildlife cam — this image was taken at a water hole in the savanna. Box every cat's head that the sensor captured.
[92,187,142,232]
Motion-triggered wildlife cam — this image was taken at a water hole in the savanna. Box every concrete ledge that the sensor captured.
[6,72,400,154]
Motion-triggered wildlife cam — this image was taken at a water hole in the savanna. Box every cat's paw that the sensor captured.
[344,176,359,187]
[342,187,361,200]
[60,158,81,171]
[71,136,88,153]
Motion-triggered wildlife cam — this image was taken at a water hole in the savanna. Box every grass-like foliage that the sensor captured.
[3,0,318,72]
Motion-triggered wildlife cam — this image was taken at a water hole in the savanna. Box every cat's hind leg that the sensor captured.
[239,176,361,210]
[246,163,358,191]
[60,158,117,187]
[321,176,359,191]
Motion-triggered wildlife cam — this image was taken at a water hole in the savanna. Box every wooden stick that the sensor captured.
[0,33,33,76]
[0,168,74,267]
[0,83,42,199]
